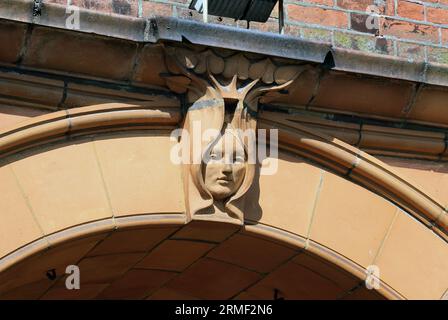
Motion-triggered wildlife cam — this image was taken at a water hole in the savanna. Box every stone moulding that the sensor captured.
[258,118,448,240]
[0,68,174,111]
[0,102,181,158]
[0,103,446,241]
[259,111,448,161]
[0,214,188,275]
[0,215,404,300]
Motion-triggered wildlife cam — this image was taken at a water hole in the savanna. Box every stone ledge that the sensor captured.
[1,1,448,87]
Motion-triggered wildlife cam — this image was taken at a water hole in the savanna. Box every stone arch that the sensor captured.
[0,216,388,300]
[0,103,447,299]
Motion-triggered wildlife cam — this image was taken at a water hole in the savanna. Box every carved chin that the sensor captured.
[208,185,237,201]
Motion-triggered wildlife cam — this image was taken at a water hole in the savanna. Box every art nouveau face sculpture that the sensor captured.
[164,45,306,223]
[203,129,246,201]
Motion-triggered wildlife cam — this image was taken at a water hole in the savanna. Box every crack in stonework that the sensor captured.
[305,170,324,249]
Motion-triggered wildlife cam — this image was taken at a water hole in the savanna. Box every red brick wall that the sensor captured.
[46,0,448,65]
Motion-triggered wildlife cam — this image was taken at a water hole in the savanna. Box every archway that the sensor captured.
[0,104,447,300]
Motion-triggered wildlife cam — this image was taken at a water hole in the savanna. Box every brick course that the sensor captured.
[45,0,448,65]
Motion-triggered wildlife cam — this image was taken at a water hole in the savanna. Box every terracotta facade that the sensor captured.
[0,1,447,300]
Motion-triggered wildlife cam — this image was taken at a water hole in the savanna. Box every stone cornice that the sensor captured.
[1,3,448,129]
[1,1,448,86]
[0,67,174,111]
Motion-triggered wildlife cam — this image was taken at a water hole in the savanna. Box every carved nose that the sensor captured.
[222,163,232,173]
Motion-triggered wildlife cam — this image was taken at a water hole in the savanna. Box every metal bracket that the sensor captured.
[279,0,284,34]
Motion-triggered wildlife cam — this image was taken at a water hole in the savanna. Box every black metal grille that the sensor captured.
[243,0,278,22]
[189,0,278,23]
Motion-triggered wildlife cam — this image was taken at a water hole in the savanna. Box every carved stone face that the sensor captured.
[203,130,246,201]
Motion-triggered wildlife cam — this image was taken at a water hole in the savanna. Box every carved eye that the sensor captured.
[209,153,219,160]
